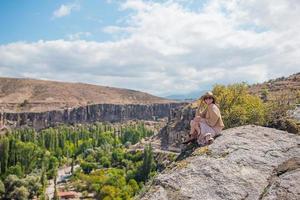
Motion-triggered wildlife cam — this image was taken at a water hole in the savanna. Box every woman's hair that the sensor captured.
[211,98,216,104]
[203,97,216,104]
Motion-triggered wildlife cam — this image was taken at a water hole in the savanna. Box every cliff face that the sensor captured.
[140,125,300,200]
[0,103,185,130]
[159,105,196,150]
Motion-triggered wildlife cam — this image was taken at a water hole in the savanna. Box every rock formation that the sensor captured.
[140,125,300,200]
[0,103,185,130]
[159,105,196,151]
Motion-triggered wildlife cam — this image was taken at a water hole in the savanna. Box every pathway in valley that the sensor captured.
[46,165,79,199]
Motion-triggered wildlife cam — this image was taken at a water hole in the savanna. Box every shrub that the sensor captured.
[211,83,266,128]
[20,99,29,107]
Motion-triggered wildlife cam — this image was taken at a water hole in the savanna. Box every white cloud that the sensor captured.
[67,32,91,40]
[52,3,80,18]
[1,0,300,96]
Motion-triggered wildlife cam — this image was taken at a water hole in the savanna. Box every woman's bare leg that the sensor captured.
[190,118,200,135]
[182,119,200,144]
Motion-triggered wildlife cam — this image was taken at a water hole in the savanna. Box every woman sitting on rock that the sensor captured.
[183,92,224,146]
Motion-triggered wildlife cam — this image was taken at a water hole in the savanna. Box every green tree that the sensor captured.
[0,180,5,198]
[4,175,27,199]
[98,185,121,200]
[6,164,23,178]
[111,148,124,166]
[100,156,111,168]
[25,175,42,199]
[0,137,10,174]
[140,144,154,182]
[47,156,58,179]
[128,179,139,195]
[10,186,29,200]
[80,161,96,174]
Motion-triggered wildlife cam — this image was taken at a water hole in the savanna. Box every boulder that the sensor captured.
[140,125,300,200]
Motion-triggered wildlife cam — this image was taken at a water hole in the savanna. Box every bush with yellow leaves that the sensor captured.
[211,83,266,128]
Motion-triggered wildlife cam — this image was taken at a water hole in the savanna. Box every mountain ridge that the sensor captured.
[0,77,176,112]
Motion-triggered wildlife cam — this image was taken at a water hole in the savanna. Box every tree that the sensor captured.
[111,148,124,166]
[47,156,58,179]
[97,185,121,200]
[4,175,23,198]
[15,141,42,174]
[0,137,10,174]
[100,156,111,168]
[6,164,23,178]
[128,179,139,195]
[10,186,29,200]
[3,174,33,200]
[0,180,5,198]
[53,183,59,200]
[25,175,42,199]
[140,144,154,182]
[80,161,96,174]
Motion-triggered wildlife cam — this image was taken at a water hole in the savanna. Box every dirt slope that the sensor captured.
[0,77,176,112]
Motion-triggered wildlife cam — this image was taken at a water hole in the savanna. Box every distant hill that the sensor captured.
[164,90,207,101]
[0,77,176,112]
[249,72,300,103]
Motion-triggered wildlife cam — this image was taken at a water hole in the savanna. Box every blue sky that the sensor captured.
[0,0,299,97]
[0,0,128,43]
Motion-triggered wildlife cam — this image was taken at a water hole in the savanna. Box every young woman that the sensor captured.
[183,92,224,145]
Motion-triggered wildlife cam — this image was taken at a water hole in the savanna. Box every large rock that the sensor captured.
[140,125,300,200]
[160,105,196,150]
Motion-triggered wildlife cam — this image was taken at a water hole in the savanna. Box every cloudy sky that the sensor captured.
[0,0,299,97]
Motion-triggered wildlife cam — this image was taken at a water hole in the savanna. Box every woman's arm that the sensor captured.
[196,107,207,118]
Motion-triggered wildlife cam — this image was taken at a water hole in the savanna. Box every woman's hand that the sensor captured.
[195,116,206,123]
[200,118,206,122]
[193,116,201,123]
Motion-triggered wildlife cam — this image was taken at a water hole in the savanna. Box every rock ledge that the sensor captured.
[140,125,300,200]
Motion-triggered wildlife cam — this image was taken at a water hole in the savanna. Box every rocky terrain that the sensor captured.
[0,77,177,112]
[159,105,196,151]
[0,77,186,130]
[140,125,300,200]
[249,72,300,104]
[0,103,185,130]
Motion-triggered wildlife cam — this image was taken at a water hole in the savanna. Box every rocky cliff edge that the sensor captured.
[140,125,300,200]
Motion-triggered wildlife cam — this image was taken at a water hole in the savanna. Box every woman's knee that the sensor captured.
[194,116,201,123]
[190,120,195,126]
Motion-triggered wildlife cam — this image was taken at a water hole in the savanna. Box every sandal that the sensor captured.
[182,137,196,144]
[207,137,214,145]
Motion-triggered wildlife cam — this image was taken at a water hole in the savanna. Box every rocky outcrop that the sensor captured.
[140,125,300,200]
[159,105,196,150]
[289,105,300,121]
[0,103,185,130]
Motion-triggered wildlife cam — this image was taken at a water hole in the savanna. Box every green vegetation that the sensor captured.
[0,122,156,199]
[263,92,299,133]
[212,83,266,128]
[208,83,299,132]
[72,143,155,200]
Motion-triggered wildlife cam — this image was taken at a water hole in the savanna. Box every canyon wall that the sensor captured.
[159,105,196,150]
[0,103,185,130]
